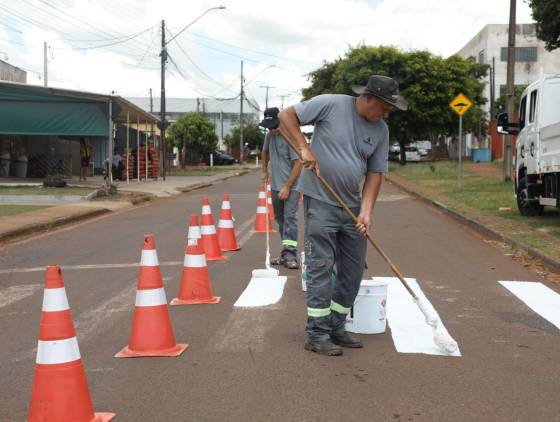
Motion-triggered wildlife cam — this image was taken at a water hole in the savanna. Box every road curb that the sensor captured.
[176,169,253,193]
[0,208,111,244]
[386,175,560,273]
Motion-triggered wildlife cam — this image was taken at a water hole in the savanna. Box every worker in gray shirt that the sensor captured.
[261,117,303,269]
[278,75,407,356]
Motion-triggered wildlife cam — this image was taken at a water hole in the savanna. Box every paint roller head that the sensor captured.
[414,297,438,327]
[252,268,279,278]
[433,323,459,355]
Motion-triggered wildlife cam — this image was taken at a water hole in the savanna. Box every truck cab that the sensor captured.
[497,76,560,216]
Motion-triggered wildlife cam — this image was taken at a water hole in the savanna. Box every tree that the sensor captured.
[167,113,218,166]
[495,85,527,116]
[528,0,560,51]
[228,121,265,152]
[302,46,488,164]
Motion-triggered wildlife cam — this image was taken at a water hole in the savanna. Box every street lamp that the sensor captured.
[160,5,226,179]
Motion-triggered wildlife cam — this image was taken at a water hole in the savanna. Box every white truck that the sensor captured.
[497,76,560,216]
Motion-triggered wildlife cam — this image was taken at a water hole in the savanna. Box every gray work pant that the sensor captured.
[303,196,367,341]
[271,189,299,260]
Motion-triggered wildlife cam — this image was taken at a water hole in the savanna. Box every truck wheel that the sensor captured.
[516,177,543,216]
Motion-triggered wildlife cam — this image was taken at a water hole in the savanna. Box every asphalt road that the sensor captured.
[1,171,559,421]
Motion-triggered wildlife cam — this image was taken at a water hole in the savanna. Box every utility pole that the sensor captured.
[259,85,275,109]
[239,60,244,163]
[489,57,495,120]
[504,0,516,181]
[277,94,288,109]
[160,19,167,180]
[43,42,48,87]
[149,88,153,113]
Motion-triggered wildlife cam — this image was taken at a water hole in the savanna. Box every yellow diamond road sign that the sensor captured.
[450,93,473,116]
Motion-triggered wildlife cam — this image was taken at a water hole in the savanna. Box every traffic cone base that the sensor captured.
[115,343,189,358]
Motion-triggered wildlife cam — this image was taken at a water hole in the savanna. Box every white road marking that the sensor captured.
[234,275,287,308]
[0,284,42,309]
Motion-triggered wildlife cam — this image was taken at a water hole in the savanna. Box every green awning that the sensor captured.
[0,84,109,136]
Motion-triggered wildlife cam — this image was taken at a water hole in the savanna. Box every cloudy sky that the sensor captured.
[0,0,534,110]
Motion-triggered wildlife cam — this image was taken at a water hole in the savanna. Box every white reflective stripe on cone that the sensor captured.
[42,288,70,312]
[188,238,198,246]
[267,184,271,191]
[188,227,201,239]
[258,192,266,199]
[185,253,207,268]
[267,198,273,204]
[141,249,159,266]
[201,225,216,235]
[135,288,167,307]
[36,337,81,364]
[202,205,212,214]
[218,220,234,229]
[257,207,267,214]
[222,202,231,209]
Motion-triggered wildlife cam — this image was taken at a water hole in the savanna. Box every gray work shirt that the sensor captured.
[263,131,300,191]
[294,94,389,208]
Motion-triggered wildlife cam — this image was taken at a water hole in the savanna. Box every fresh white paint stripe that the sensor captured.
[135,288,167,307]
[36,337,81,364]
[218,220,234,228]
[42,288,70,312]
[0,261,183,275]
[201,225,216,235]
[202,205,212,214]
[140,249,159,266]
[222,201,231,209]
[185,254,206,268]
[188,226,201,239]
[0,284,42,308]
[234,275,287,308]
[381,276,461,357]
[257,207,267,214]
[499,281,560,330]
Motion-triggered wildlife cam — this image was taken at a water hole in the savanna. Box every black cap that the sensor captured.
[352,75,408,111]
[259,107,280,129]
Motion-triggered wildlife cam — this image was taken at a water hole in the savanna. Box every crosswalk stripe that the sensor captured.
[0,284,42,309]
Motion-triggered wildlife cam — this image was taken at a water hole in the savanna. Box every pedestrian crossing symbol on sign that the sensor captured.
[450,93,473,116]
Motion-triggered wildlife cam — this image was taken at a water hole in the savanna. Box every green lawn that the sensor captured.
[0,186,95,196]
[388,161,560,260]
[167,164,251,177]
[0,205,53,217]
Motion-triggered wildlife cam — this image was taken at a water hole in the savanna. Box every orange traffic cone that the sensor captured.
[200,198,227,261]
[187,214,202,243]
[253,185,275,233]
[170,239,220,305]
[266,182,275,221]
[115,234,189,358]
[28,265,115,422]
[217,194,241,251]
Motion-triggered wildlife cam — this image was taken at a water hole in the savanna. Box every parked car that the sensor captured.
[404,146,421,162]
[204,150,236,165]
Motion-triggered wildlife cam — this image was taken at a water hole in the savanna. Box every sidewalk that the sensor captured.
[0,168,252,244]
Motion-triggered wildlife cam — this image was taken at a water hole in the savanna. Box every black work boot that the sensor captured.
[269,257,285,266]
[330,331,363,348]
[284,258,299,269]
[304,338,343,356]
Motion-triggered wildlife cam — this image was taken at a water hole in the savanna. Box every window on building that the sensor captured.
[529,90,538,123]
[478,49,485,64]
[500,46,538,62]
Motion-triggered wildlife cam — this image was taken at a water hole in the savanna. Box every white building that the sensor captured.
[457,23,560,118]
[0,59,27,83]
[128,96,260,151]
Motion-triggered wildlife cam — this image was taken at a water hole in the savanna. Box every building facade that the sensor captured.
[457,23,560,118]
[0,59,27,83]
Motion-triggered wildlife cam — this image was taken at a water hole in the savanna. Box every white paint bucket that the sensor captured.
[345,279,388,334]
[301,251,307,291]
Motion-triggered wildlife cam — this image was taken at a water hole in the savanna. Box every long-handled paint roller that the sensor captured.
[251,181,280,279]
[261,109,458,355]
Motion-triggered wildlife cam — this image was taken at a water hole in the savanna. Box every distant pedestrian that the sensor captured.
[261,109,303,269]
[79,137,92,181]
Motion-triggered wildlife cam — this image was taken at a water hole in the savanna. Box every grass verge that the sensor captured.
[0,205,53,217]
[388,161,560,262]
[0,186,95,196]
[166,164,253,177]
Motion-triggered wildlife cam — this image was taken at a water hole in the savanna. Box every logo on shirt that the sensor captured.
[362,137,372,145]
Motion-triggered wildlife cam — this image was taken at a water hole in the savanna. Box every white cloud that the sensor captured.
[1,0,534,110]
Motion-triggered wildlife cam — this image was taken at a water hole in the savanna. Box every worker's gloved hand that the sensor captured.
[301,145,320,176]
[355,211,371,237]
[278,185,290,201]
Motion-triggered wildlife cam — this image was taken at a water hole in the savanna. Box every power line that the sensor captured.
[51,25,155,50]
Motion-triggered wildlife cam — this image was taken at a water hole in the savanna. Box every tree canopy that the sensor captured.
[228,121,265,151]
[528,0,560,51]
[302,46,488,148]
[167,113,218,165]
